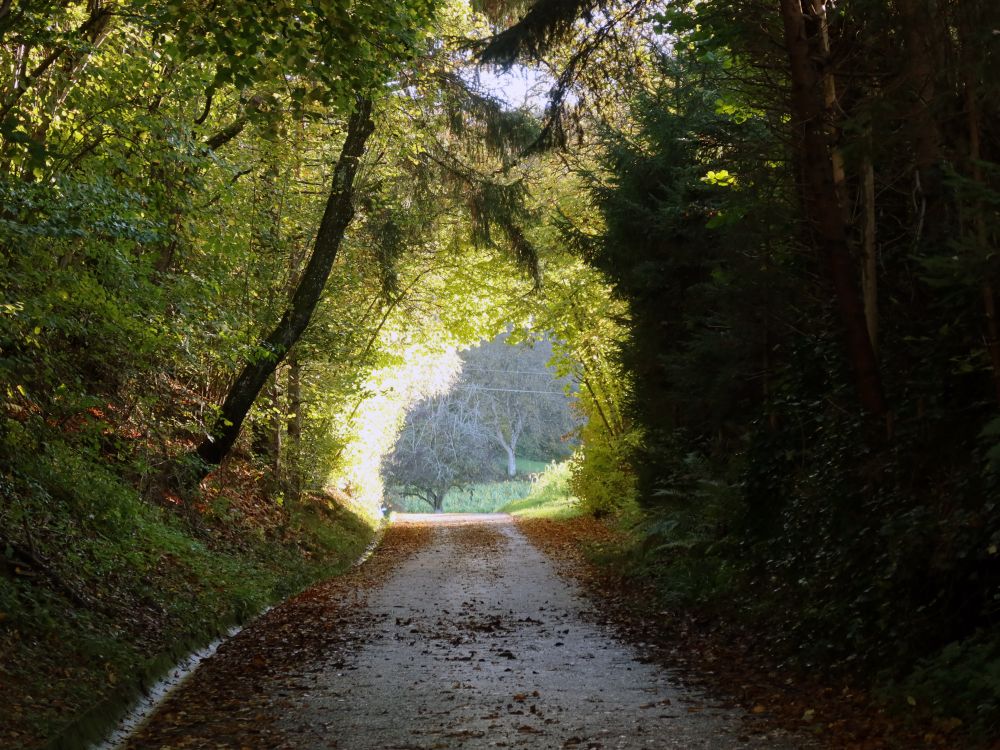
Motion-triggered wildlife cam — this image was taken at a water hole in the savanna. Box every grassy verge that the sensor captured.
[0,440,378,750]
[500,462,582,520]
[520,501,998,748]
[516,514,986,750]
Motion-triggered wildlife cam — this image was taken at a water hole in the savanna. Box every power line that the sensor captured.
[453,386,570,395]
[461,366,562,376]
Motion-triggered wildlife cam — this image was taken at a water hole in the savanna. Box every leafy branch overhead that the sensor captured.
[3,0,1000,747]
[474,0,598,68]
[394,68,545,283]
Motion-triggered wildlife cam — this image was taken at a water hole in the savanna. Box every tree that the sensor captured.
[382,389,498,511]
[471,2,1000,728]
[193,98,375,477]
[777,0,885,416]
[459,334,575,476]
[381,334,576,507]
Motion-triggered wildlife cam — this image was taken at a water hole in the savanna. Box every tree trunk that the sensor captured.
[34,7,115,145]
[809,0,848,216]
[268,375,283,480]
[285,352,303,496]
[0,4,113,126]
[778,0,886,416]
[895,0,941,176]
[193,98,375,475]
[861,152,878,354]
[495,420,522,477]
[580,371,614,435]
[505,444,517,477]
[958,10,1000,405]
[894,0,945,262]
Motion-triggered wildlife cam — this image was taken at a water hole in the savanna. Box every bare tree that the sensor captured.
[382,334,576,510]
[382,388,497,512]
[459,334,576,476]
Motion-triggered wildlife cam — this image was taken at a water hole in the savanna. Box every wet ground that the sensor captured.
[123,514,810,749]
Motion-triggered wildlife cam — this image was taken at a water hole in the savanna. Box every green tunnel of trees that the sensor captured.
[1,0,999,746]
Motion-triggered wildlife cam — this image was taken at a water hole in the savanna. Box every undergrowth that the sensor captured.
[500,461,582,520]
[0,422,377,750]
[585,418,1000,745]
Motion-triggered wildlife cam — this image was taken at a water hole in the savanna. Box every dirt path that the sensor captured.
[122,514,809,749]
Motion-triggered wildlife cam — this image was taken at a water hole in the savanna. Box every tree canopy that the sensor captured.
[3,0,1000,746]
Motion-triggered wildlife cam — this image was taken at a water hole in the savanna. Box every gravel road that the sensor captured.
[123,513,809,749]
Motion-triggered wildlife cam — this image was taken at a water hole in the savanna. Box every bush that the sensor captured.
[569,423,641,517]
[890,634,1000,740]
[501,461,581,520]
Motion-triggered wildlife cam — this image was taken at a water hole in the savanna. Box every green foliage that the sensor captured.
[0,0,632,746]
[501,460,581,520]
[475,0,593,68]
[595,432,744,606]
[520,2,1000,740]
[568,420,640,517]
[7,0,1000,745]
[890,634,1000,739]
[0,421,376,747]
[0,176,168,400]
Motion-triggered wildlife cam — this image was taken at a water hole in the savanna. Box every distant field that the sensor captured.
[392,480,532,513]
[387,457,562,514]
[509,457,550,474]
[388,460,581,516]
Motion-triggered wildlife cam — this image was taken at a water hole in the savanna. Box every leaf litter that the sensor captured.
[121,514,814,749]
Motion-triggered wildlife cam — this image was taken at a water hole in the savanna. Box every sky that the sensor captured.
[468,64,553,111]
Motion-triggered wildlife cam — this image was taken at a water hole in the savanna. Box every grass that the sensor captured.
[510,457,551,474]
[390,456,563,514]
[0,437,378,750]
[393,480,532,513]
[500,461,583,520]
